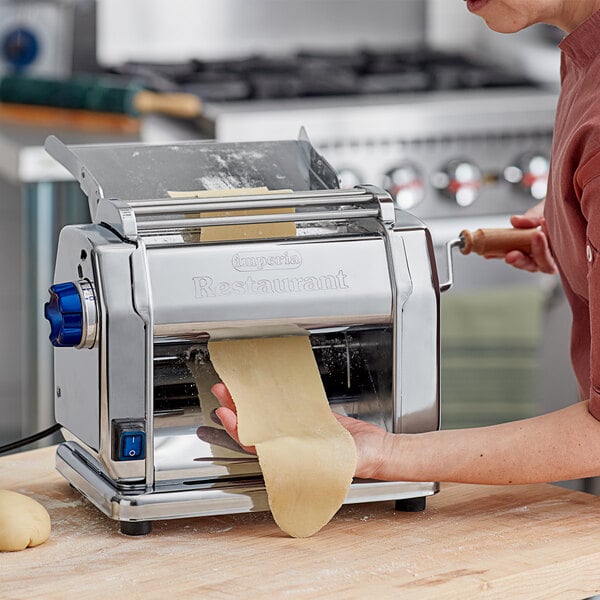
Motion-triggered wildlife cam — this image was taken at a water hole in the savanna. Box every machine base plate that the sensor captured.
[56,442,439,531]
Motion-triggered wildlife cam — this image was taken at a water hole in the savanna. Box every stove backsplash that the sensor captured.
[98,0,426,65]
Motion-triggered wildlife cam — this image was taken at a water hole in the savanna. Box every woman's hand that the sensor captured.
[332,413,395,480]
[211,383,256,454]
[211,383,394,480]
[505,200,558,274]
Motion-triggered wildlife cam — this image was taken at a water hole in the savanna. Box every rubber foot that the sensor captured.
[120,520,152,536]
[395,496,426,512]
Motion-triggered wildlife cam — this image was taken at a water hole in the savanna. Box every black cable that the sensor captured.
[0,423,62,455]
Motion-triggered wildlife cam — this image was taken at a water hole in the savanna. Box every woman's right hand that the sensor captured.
[211,383,395,480]
[211,383,256,454]
[333,413,395,480]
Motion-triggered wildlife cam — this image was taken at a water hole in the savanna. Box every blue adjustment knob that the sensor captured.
[44,282,83,347]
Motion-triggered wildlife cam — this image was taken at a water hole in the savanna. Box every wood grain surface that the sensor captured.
[1,446,600,599]
[0,103,141,134]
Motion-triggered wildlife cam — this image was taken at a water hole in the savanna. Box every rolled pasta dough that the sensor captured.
[167,187,296,241]
[209,336,357,538]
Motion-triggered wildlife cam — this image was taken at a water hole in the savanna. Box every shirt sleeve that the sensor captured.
[578,155,600,420]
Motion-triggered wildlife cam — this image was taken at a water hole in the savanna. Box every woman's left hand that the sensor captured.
[505,201,558,274]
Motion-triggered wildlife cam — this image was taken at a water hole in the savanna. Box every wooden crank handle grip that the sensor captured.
[459,227,538,258]
[132,90,203,118]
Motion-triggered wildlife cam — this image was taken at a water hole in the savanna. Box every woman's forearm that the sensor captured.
[376,401,600,484]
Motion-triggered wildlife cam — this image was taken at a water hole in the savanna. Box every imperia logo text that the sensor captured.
[232,250,302,272]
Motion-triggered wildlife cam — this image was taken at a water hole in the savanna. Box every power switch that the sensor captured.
[120,432,145,461]
[112,421,146,461]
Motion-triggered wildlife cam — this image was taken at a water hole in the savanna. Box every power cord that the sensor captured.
[0,423,62,455]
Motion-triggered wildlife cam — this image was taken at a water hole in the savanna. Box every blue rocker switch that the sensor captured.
[113,421,146,461]
[120,432,145,460]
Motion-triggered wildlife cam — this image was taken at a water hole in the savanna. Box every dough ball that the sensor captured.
[0,489,51,551]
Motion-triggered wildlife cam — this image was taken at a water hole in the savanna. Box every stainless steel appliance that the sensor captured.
[44,134,453,534]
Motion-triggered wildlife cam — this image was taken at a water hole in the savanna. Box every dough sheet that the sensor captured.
[168,187,296,241]
[208,337,356,538]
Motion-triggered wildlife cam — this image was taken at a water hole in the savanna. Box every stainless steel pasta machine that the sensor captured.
[43,132,449,535]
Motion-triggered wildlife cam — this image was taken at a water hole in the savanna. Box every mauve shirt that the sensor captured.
[545,9,600,420]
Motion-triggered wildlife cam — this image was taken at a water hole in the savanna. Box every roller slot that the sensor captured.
[151,330,391,430]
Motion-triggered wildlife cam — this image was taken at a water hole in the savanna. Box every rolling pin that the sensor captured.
[0,75,202,119]
[459,227,537,258]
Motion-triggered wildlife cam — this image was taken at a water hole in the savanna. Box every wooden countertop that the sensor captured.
[1,446,599,599]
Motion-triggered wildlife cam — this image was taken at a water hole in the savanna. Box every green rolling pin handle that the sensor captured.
[0,75,202,118]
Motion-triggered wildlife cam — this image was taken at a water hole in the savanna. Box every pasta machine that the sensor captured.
[43,132,451,535]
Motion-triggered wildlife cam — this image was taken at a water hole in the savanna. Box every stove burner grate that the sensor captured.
[110,47,538,103]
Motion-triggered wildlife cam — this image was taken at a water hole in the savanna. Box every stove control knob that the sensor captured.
[2,27,39,72]
[44,280,97,349]
[504,153,550,201]
[432,160,482,207]
[383,162,425,210]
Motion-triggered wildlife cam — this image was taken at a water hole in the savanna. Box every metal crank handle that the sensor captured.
[440,238,462,293]
[459,227,537,258]
[440,227,538,293]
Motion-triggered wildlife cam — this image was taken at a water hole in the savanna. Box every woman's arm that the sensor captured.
[338,401,600,483]
[213,384,600,484]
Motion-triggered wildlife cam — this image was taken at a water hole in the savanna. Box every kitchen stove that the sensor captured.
[119,48,535,101]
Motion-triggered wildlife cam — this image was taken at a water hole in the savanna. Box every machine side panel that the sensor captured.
[53,227,101,449]
[386,227,440,434]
